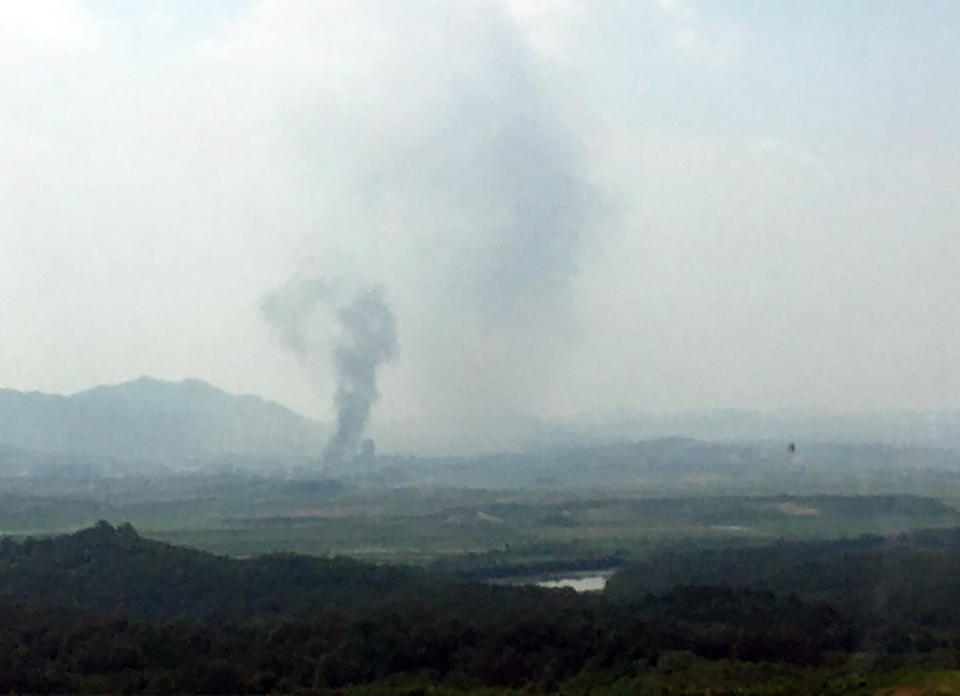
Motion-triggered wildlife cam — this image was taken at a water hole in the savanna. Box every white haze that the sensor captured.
[1,1,959,453]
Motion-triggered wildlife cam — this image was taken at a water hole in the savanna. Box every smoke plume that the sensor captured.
[261,277,397,467]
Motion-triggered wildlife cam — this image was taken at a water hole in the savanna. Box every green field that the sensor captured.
[3,471,960,577]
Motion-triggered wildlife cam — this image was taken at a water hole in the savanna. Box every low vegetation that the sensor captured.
[2,521,960,693]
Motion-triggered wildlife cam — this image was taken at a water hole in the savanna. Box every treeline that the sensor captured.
[0,584,858,693]
[1,522,960,693]
[607,528,960,632]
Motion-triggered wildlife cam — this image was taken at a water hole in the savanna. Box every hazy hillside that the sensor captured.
[381,438,960,492]
[0,377,327,461]
[374,408,960,457]
[572,409,960,452]
[0,443,130,478]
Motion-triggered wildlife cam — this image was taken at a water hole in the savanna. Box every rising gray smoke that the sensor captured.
[260,277,332,360]
[322,286,397,465]
[261,277,397,468]
[264,7,600,449]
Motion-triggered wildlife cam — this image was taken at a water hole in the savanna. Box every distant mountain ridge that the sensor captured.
[3,376,959,467]
[0,377,327,461]
[375,407,960,457]
[567,408,960,451]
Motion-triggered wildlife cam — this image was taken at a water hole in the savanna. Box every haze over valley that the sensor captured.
[3,1,960,693]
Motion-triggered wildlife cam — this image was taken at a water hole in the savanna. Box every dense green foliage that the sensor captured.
[2,522,960,692]
[608,527,960,633]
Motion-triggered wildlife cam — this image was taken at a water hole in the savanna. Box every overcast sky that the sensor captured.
[2,1,959,448]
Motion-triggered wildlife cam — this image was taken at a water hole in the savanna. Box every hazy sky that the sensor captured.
[2,1,959,447]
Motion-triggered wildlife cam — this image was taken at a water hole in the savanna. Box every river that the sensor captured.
[491,568,619,593]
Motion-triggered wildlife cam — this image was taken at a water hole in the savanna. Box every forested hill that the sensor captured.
[0,521,430,621]
[606,527,960,629]
[0,377,326,461]
[4,523,960,692]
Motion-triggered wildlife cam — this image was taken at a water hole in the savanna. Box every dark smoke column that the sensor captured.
[322,287,396,467]
[261,277,397,470]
